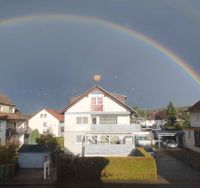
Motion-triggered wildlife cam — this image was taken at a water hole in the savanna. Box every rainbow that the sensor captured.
[0,14,199,85]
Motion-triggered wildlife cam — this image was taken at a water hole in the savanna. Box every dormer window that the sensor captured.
[9,107,13,113]
[91,97,103,111]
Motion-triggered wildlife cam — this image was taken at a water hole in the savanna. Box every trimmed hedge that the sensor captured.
[57,147,157,182]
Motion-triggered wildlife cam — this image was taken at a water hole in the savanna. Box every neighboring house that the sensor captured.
[28,108,64,137]
[0,93,27,146]
[62,85,142,157]
[18,144,51,168]
[183,101,200,153]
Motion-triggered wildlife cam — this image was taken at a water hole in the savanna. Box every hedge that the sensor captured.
[57,147,157,182]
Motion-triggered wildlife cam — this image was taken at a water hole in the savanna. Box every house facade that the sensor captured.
[63,85,142,156]
[0,94,27,146]
[28,109,64,137]
[183,101,200,153]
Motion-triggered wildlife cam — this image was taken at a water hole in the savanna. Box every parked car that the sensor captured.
[144,147,156,158]
[136,136,151,146]
[163,139,178,148]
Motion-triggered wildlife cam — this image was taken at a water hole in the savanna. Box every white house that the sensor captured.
[0,93,27,146]
[62,85,142,157]
[183,101,200,153]
[28,108,64,137]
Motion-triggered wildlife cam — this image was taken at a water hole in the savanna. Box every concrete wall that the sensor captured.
[190,111,200,128]
[183,129,200,153]
[28,109,61,137]
[0,120,6,145]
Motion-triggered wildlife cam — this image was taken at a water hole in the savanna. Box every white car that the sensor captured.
[136,136,151,146]
[164,139,178,148]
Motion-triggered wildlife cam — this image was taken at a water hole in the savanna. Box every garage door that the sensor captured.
[19,153,44,168]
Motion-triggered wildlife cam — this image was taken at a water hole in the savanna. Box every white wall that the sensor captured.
[67,95,127,113]
[28,109,61,137]
[190,111,200,128]
[0,120,6,145]
[64,92,134,155]
[183,130,200,153]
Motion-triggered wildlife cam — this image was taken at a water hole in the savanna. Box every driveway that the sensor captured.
[156,149,200,185]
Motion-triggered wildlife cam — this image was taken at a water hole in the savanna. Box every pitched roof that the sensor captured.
[62,85,137,114]
[0,93,15,106]
[0,112,27,120]
[45,108,64,122]
[188,100,200,112]
[18,144,50,153]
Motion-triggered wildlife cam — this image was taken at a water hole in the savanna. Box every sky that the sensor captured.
[0,0,200,113]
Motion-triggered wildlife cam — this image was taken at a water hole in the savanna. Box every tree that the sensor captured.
[165,102,178,129]
[36,133,59,152]
[28,129,40,144]
[132,106,147,119]
[182,111,190,128]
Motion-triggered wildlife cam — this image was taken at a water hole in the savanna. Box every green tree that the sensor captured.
[132,106,147,119]
[36,133,59,152]
[165,102,178,129]
[28,129,40,144]
[182,111,190,128]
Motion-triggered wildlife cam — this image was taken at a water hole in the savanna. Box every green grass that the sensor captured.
[58,147,157,182]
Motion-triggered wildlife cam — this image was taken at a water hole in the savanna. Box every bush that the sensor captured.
[0,145,18,165]
[57,148,157,182]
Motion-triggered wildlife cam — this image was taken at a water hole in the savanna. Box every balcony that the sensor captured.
[90,124,141,133]
[91,105,103,112]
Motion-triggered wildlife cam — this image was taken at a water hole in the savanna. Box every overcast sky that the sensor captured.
[0,0,200,113]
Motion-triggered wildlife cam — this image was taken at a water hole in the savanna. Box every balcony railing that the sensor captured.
[91,105,103,112]
[90,124,141,133]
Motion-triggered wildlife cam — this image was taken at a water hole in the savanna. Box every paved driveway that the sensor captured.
[156,149,200,184]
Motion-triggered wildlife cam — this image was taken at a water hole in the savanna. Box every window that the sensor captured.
[76,135,83,144]
[43,122,47,127]
[0,121,2,132]
[92,117,97,124]
[194,131,200,147]
[91,97,103,111]
[44,114,47,118]
[76,117,88,124]
[40,114,43,118]
[99,116,117,124]
[9,107,13,113]
[60,126,64,132]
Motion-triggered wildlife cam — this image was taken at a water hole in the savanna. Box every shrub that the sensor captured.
[0,145,18,165]
[57,148,157,182]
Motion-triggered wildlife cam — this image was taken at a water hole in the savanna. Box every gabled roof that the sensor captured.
[188,100,200,112]
[0,93,15,106]
[62,85,137,114]
[18,144,50,153]
[0,112,27,120]
[44,108,64,122]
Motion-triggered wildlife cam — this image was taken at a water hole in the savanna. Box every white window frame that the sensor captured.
[99,115,117,124]
[76,117,88,124]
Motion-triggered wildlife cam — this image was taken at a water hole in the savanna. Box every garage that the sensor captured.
[18,144,51,168]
